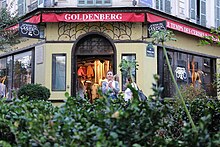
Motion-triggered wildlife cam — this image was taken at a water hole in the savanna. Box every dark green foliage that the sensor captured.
[17,84,51,101]
[0,85,219,146]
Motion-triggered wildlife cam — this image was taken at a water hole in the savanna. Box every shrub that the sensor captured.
[17,84,51,101]
[176,85,206,101]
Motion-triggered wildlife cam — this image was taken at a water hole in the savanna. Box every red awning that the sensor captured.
[42,12,145,22]
[6,14,41,30]
[147,13,212,39]
[6,12,144,30]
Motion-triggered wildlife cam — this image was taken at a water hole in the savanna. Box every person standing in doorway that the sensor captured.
[102,70,120,99]
[76,76,85,99]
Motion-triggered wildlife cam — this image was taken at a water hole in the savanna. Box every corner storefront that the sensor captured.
[0,7,219,103]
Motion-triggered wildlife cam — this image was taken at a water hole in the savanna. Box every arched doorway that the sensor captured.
[71,33,116,100]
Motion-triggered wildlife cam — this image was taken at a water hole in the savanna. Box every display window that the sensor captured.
[0,50,33,99]
[76,55,113,102]
[0,58,7,98]
[158,48,216,97]
[13,51,32,90]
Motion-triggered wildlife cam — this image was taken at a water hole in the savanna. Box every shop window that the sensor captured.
[6,56,13,99]
[155,0,171,14]
[158,49,216,97]
[52,54,66,91]
[13,51,32,90]
[78,0,111,6]
[121,54,136,91]
[0,58,7,98]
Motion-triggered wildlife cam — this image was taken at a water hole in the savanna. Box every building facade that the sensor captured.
[0,1,220,102]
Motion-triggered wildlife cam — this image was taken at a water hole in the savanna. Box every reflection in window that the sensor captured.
[13,51,32,90]
[0,58,7,98]
[52,54,66,91]
[7,56,13,99]
[159,50,215,97]
[121,54,136,91]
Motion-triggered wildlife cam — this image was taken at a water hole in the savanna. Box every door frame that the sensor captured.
[71,32,117,97]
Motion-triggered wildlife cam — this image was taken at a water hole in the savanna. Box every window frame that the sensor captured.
[216,0,220,28]
[155,0,171,14]
[52,54,67,91]
[121,54,136,91]
[77,0,112,6]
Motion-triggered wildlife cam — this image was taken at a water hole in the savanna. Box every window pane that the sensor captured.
[0,58,6,98]
[78,0,85,4]
[156,0,159,9]
[217,0,220,6]
[6,56,13,99]
[87,0,93,4]
[13,51,32,90]
[217,8,220,19]
[121,54,136,91]
[96,0,102,4]
[190,0,196,19]
[165,0,171,13]
[104,0,111,4]
[159,49,215,97]
[52,55,66,91]
[160,0,163,10]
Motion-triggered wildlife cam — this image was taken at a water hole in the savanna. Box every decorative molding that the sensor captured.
[58,22,133,40]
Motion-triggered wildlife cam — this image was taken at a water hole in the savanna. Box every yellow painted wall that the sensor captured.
[116,43,157,96]
[46,22,143,41]
[44,43,72,100]
[165,31,220,56]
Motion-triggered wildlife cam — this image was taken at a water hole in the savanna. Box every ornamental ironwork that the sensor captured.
[58,22,132,40]
[75,34,114,55]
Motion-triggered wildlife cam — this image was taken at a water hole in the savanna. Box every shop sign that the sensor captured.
[146,43,155,57]
[147,21,166,37]
[147,13,217,41]
[19,22,40,39]
[42,12,145,22]
[175,67,187,80]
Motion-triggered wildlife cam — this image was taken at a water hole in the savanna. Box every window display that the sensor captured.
[77,56,112,102]
[159,49,216,97]
[13,51,32,90]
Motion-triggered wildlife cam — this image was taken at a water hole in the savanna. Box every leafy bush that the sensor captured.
[176,85,206,101]
[0,82,219,146]
[17,84,51,101]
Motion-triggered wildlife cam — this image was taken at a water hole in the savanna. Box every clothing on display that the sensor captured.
[77,58,111,101]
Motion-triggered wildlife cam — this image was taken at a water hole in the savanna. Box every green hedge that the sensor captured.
[0,93,219,146]
[17,84,51,101]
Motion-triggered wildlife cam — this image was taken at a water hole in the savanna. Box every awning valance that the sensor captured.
[147,13,213,39]
[42,12,145,23]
